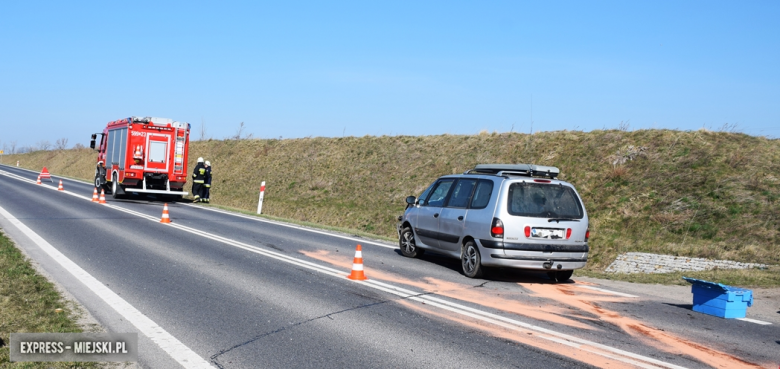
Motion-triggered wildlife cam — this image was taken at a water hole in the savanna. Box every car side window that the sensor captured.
[424,179,454,207]
[446,179,477,208]
[470,180,494,209]
[417,182,436,205]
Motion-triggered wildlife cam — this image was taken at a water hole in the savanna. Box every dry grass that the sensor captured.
[6,130,780,276]
[0,231,100,368]
[577,265,780,288]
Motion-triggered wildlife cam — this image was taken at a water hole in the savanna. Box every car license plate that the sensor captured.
[531,228,565,239]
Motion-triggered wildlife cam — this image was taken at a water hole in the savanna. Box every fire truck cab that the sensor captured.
[90,116,191,199]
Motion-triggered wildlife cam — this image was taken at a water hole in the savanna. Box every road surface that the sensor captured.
[0,164,777,368]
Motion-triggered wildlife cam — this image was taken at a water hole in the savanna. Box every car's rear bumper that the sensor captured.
[482,254,587,270]
[479,241,588,270]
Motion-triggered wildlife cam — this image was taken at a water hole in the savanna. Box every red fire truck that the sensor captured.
[90,116,191,199]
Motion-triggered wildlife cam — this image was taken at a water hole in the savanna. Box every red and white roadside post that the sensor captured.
[257,181,266,214]
[17,161,19,167]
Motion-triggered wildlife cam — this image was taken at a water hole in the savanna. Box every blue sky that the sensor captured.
[1,1,778,150]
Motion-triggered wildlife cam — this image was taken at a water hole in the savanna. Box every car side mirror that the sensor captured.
[90,134,96,150]
[405,196,416,205]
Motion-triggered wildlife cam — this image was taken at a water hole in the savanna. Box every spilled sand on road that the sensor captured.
[396,299,629,369]
[301,249,593,329]
[302,249,766,368]
[523,283,765,369]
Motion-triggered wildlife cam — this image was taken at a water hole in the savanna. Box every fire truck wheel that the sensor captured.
[111,174,124,199]
[94,176,101,190]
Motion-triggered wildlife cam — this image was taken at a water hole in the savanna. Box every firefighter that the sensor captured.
[95,160,107,189]
[203,160,212,203]
[192,157,206,202]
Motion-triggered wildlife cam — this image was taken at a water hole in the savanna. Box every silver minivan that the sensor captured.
[397,164,589,281]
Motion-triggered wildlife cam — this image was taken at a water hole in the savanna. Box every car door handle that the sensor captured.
[457,216,464,221]
[434,213,439,218]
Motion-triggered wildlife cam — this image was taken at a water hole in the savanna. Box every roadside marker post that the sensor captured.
[257,181,266,214]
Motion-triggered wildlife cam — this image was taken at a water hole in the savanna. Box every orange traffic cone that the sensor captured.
[91,187,99,202]
[160,203,172,223]
[57,180,64,191]
[347,244,368,280]
[99,189,107,204]
[36,175,42,185]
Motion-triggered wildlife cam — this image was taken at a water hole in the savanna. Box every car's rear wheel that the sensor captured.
[547,270,573,283]
[461,240,483,278]
[399,227,424,258]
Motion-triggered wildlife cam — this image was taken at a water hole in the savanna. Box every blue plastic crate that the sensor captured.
[683,277,753,319]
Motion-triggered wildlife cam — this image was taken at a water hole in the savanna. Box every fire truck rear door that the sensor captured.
[145,133,171,172]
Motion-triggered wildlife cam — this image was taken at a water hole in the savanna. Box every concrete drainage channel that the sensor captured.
[605,252,770,274]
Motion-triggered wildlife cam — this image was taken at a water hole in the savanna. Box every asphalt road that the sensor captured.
[1,164,777,369]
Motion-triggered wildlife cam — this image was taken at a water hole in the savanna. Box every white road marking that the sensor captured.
[0,204,213,369]
[1,165,398,249]
[182,203,398,250]
[576,285,639,298]
[735,318,772,325]
[1,168,689,368]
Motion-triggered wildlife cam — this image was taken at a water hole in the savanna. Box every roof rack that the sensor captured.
[465,164,560,179]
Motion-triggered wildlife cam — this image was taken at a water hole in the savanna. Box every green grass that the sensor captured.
[0,230,101,368]
[7,129,780,286]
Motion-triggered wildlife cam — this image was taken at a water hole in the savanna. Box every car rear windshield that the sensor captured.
[507,182,584,219]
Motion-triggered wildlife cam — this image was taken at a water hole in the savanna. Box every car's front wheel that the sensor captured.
[461,240,483,278]
[399,227,424,258]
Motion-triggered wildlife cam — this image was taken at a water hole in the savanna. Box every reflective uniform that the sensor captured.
[95,162,107,188]
[203,165,212,203]
[192,162,206,201]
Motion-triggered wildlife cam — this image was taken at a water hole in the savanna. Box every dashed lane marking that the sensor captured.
[735,318,772,325]
[576,285,639,298]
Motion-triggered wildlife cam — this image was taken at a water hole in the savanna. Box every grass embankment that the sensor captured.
[0,231,99,368]
[6,129,780,286]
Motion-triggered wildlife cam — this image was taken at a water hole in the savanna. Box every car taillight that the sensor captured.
[524,225,531,238]
[491,218,504,238]
[566,228,572,239]
[585,228,590,241]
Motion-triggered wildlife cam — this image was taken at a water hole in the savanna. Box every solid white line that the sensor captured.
[576,285,639,298]
[0,165,398,250]
[735,318,772,325]
[182,203,398,250]
[0,204,213,369]
[0,168,686,368]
